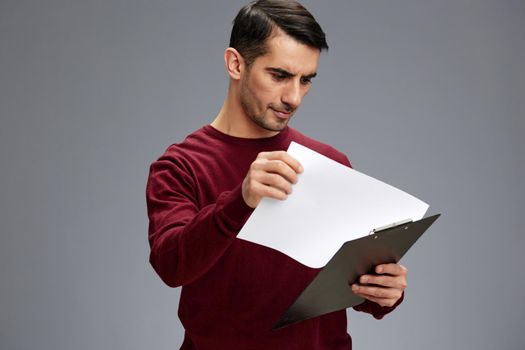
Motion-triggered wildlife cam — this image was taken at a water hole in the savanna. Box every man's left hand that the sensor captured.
[351,263,407,307]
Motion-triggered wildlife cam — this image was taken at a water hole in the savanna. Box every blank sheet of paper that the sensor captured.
[237,142,429,268]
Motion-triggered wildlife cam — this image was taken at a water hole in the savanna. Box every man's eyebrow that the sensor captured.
[303,72,317,79]
[266,67,294,77]
[266,67,317,79]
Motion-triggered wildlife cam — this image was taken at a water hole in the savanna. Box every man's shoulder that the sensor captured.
[159,125,212,157]
[288,128,352,168]
[150,126,212,171]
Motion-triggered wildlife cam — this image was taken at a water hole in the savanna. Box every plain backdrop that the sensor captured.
[1,1,524,349]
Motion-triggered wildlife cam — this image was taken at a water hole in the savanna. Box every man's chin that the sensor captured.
[269,112,294,130]
[263,119,289,132]
[250,113,291,134]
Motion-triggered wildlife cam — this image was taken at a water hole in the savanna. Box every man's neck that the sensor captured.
[211,97,280,139]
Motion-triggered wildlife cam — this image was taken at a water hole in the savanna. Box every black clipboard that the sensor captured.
[273,214,440,329]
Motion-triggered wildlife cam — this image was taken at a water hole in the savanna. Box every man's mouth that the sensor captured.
[271,108,293,119]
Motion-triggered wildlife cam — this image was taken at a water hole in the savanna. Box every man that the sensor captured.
[146,1,407,349]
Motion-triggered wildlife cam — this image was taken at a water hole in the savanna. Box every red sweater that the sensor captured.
[146,125,400,349]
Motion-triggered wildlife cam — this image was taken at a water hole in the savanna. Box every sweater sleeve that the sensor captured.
[146,156,254,288]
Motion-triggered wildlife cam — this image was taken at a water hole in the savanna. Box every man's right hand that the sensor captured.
[242,151,303,208]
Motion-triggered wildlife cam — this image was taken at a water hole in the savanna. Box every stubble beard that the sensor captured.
[239,80,292,133]
[249,108,289,132]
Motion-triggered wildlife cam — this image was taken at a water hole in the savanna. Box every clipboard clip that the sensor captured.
[369,218,413,235]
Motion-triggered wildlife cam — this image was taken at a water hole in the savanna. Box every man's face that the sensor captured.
[238,31,320,136]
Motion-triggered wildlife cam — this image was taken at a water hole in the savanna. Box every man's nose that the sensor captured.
[281,81,302,111]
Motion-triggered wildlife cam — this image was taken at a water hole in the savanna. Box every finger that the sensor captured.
[356,294,396,308]
[243,179,286,208]
[352,288,386,303]
[256,159,300,184]
[376,263,407,276]
[259,151,303,174]
[251,159,297,185]
[359,274,406,289]
[256,172,294,195]
[351,284,401,300]
[351,285,391,305]
[251,181,289,201]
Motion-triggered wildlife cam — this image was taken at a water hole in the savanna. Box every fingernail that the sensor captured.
[298,165,304,173]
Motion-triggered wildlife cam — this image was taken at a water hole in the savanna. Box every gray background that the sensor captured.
[1,0,523,349]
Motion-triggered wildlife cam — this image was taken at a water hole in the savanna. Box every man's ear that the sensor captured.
[224,48,244,80]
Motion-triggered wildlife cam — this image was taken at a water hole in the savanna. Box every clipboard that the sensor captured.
[273,214,440,329]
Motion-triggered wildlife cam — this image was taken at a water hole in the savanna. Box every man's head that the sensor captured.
[230,0,328,68]
[220,0,327,138]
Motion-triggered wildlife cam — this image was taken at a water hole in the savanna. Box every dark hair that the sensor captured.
[229,0,328,67]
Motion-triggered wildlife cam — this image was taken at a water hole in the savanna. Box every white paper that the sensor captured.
[237,141,429,268]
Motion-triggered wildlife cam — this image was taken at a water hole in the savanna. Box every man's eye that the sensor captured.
[301,77,312,85]
[272,74,287,81]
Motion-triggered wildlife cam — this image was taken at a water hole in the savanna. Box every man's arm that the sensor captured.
[146,150,302,288]
[146,156,253,288]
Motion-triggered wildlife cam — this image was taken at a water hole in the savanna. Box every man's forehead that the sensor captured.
[257,32,320,75]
